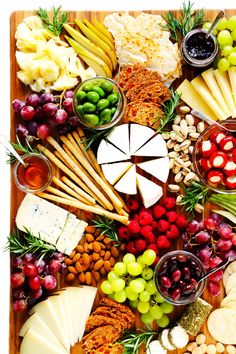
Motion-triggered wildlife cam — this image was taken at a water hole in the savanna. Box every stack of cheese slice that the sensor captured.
[176,67,236,121]
[97,124,169,208]
[20,286,97,354]
[16,194,87,255]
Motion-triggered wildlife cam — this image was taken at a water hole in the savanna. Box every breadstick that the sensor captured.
[46,137,113,210]
[72,131,95,169]
[55,151,68,166]
[37,192,129,225]
[46,185,76,201]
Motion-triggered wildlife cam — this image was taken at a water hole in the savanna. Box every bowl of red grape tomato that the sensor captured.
[154,250,206,305]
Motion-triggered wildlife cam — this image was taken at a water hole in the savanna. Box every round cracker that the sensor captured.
[225,273,236,294]
[223,261,236,288]
[207,308,236,344]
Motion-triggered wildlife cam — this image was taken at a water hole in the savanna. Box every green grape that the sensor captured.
[123,253,136,265]
[111,278,125,292]
[142,267,154,280]
[101,280,113,294]
[160,302,174,314]
[141,312,154,325]
[125,286,139,301]
[145,280,157,295]
[217,17,228,31]
[231,29,236,41]
[129,279,145,293]
[228,15,236,31]
[142,250,156,266]
[218,30,233,46]
[222,45,234,57]
[137,255,146,268]
[156,314,170,328]
[218,57,230,71]
[138,278,147,287]
[228,52,236,65]
[127,262,142,276]
[202,22,217,35]
[139,290,150,302]
[153,292,165,303]
[149,305,163,320]
[114,262,127,276]
[114,290,127,303]
[129,299,139,309]
[138,301,150,314]
[107,271,119,282]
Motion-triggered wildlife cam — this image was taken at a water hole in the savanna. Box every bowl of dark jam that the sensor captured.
[181,28,218,67]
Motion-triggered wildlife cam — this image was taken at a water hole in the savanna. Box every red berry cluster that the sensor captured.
[118,197,188,264]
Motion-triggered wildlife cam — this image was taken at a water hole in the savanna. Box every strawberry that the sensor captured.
[128,220,140,233]
[118,226,131,240]
[139,211,153,225]
[176,215,188,229]
[157,219,170,233]
[147,243,158,254]
[157,235,170,249]
[134,239,147,253]
[161,197,176,210]
[166,211,178,223]
[126,198,140,210]
[166,224,179,239]
[153,205,166,219]
[126,241,136,254]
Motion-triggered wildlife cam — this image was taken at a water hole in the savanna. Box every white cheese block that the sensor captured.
[129,123,155,155]
[214,69,236,118]
[133,134,167,157]
[20,329,69,354]
[136,173,163,208]
[137,157,169,183]
[97,139,130,164]
[57,290,74,346]
[101,162,133,185]
[106,124,130,155]
[228,66,236,108]
[114,164,137,195]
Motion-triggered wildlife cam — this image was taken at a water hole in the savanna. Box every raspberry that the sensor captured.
[139,211,153,225]
[126,241,136,254]
[161,197,176,210]
[166,224,179,239]
[157,235,170,249]
[126,198,140,210]
[176,215,188,229]
[166,211,178,223]
[152,221,158,229]
[157,219,170,233]
[144,233,156,243]
[153,205,166,219]
[128,220,140,234]
[134,239,147,253]
[118,226,131,240]
[147,243,158,254]
[140,207,153,215]
[140,225,153,237]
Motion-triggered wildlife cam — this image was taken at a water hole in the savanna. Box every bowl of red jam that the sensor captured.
[154,250,206,305]
[13,153,52,193]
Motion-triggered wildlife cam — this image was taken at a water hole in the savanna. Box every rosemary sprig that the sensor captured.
[6,136,39,164]
[35,6,68,36]
[92,216,120,245]
[180,181,210,219]
[83,127,114,150]
[157,88,181,133]
[5,228,56,259]
[119,329,156,354]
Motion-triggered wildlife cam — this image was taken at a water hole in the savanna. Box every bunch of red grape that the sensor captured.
[182,213,236,296]
[11,252,66,312]
[12,91,80,140]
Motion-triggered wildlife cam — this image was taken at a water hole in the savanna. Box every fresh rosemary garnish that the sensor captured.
[119,329,156,354]
[6,136,39,164]
[35,6,68,37]
[157,88,181,133]
[162,1,205,42]
[180,181,210,219]
[83,127,114,150]
[92,216,120,245]
[5,228,56,259]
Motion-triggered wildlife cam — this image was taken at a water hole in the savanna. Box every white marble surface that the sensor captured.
[0,0,235,353]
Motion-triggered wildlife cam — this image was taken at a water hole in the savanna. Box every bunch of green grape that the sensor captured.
[203,16,236,71]
[101,250,174,327]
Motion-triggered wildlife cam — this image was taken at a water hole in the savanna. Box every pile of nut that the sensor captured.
[64,225,122,285]
[162,105,206,193]
[185,333,236,354]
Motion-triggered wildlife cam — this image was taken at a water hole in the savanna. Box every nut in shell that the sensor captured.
[174,144,181,152]
[176,195,183,204]
[168,151,179,158]
[176,133,185,143]
[172,124,181,132]
[189,132,200,140]
[206,344,216,354]
[194,203,204,213]
[168,184,180,192]
[173,164,181,174]
[170,131,177,140]
[188,145,194,154]
[180,105,190,114]
[188,125,197,133]
[180,154,190,162]
[196,334,206,345]
[185,171,196,182]
[162,132,171,140]
[179,140,191,150]
[167,139,176,149]
[174,157,185,167]
[197,122,205,133]
[185,114,195,126]
[174,171,183,183]
[169,158,175,169]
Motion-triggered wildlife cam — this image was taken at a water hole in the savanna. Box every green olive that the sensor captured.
[86,91,100,104]
[76,105,84,118]
[76,90,87,103]
[111,107,117,116]
[100,81,114,93]
[107,92,119,105]
[83,102,97,113]
[83,114,99,125]
[82,83,94,92]
[92,86,105,98]
[99,108,112,124]
[97,99,110,111]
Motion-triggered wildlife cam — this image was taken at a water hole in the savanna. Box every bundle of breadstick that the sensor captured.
[37,127,129,225]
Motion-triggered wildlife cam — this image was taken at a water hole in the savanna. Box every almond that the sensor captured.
[104,261,111,272]
[96,234,105,241]
[81,263,90,272]
[91,278,97,287]
[85,225,96,234]
[100,250,105,257]
[92,253,100,261]
[120,244,126,251]
[86,233,94,243]
[90,261,94,270]
[88,243,94,251]
[82,253,91,265]
[66,273,75,282]
[85,272,92,285]
[93,241,101,253]
[76,245,84,253]
[94,230,101,238]
[104,251,111,260]
[69,250,76,259]
[100,266,106,275]
[111,246,119,258]
[92,271,100,282]
[72,253,81,263]
[94,259,104,271]
[75,262,83,273]
[84,242,90,253]
[64,258,73,265]
[79,272,85,283]
[68,266,78,275]
[104,237,112,245]
[109,256,115,266]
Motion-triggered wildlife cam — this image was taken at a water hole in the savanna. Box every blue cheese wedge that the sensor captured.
[64,220,88,255]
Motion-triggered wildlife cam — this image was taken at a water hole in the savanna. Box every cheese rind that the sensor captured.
[106,124,130,155]
[137,157,169,183]
[136,173,163,208]
[101,162,133,185]
[133,134,167,157]
[129,123,155,155]
[114,164,137,194]
[97,139,130,164]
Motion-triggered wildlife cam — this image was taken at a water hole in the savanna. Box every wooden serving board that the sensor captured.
[9,8,236,354]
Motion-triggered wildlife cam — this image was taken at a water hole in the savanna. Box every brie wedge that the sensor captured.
[115,164,137,194]
[106,124,130,155]
[129,123,155,155]
[101,162,133,185]
[97,139,130,164]
[134,134,167,157]
[136,173,163,208]
[138,157,169,183]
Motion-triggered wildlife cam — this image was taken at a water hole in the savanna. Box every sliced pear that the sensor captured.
[91,18,115,45]
[65,36,112,78]
[74,19,117,71]
[82,18,115,50]
[63,24,113,72]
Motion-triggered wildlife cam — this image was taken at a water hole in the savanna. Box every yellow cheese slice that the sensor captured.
[176,79,218,121]
[214,69,236,118]
[191,76,227,121]
[228,66,236,108]
[201,68,230,117]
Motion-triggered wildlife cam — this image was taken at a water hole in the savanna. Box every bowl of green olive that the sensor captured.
[73,77,126,130]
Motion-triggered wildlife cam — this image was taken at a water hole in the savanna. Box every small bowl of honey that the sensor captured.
[13,153,52,193]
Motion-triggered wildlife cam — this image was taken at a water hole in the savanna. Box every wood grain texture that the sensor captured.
[9,9,236,354]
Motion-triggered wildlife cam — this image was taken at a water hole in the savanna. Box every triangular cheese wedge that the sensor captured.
[133,134,167,157]
[101,162,133,185]
[129,123,155,155]
[115,164,137,194]
[214,69,236,118]
[97,139,130,164]
[138,157,169,183]
[136,173,163,208]
[106,124,130,155]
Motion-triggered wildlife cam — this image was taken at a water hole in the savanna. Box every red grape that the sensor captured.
[68,116,80,127]
[34,259,46,274]
[209,269,223,282]
[218,239,232,251]
[26,93,39,107]
[63,98,73,114]
[37,124,50,139]
[211,213,223,225]
[207,281,221,296]
[31,287,43,299]
[23,263,38,277]
[195,231,210,244]
[204,217,218,230]
[199,248,211,263]
[28,121,39,136]
[35,106,44,121]
[224,249,236,260]
[218,223,232,239]
[28,275,41,290]
[54,252,64,262]
[49,259,61,274]
[39,93,53,105]
[12,256,23,267]
[16,123,29,138]
[11,273,25,287]
[64,90,74,98]
[57,124,69,135]
[187,220,199,234]
[209,256,222,268]
[12,287,25,299]
[13,299,27,312]
[42,103,58,117]
[42,275,57,290]
[21,106,35,121]
[12,99,25,114]
[22,253,34,263]
[54,109,68,124]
